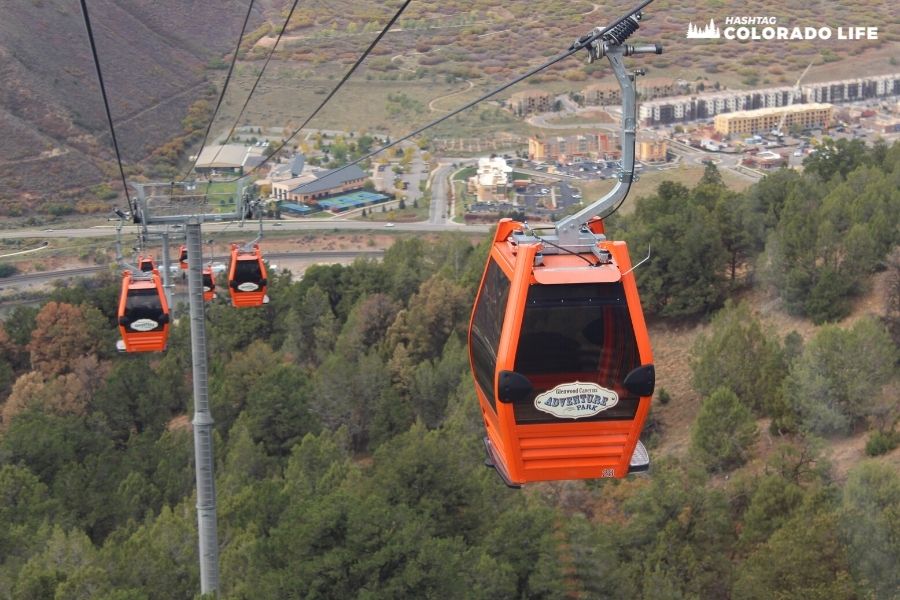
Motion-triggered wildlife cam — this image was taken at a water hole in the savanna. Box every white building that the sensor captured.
[470,156,512,202]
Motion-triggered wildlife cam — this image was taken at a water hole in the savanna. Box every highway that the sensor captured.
[0,219,490,242]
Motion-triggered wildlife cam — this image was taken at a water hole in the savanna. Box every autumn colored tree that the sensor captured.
[1,355,107,428]
[27,302,108,377]
[385,273,470,364]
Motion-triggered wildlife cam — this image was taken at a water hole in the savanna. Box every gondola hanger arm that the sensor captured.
[554,15,663,245]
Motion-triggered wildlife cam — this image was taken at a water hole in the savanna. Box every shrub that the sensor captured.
[656,387,672,406]
[864,430,899,457]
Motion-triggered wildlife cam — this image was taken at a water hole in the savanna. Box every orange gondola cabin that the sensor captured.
[468,219,654,487]
[202,266,216,302]
[228,243,267,308]
[117,269,170,352]
[178,245,188,270]
[465,5,663,486]
[137,255,156,273]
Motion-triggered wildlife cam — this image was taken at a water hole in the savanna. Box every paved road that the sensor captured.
[430,163,455,224]
[0,220,491,242]
[666,138,763,181]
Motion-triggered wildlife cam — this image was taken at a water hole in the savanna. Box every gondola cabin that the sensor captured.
[202,266,216,302]
[178,245,188,270]
[468,218,654,486]
[227,243,268,308]
[137,255,156,273]
[117,269,170,353]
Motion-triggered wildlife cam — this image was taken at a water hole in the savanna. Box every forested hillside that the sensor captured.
[0,142,898,599]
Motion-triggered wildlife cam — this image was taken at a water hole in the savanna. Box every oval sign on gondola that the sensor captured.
[130,318,159,332]
[237,282,259,292]
[534,382,618,419]
[203,285,212,292]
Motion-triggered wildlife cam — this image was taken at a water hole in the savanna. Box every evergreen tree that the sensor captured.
[785,318,896,435]
[690,387,758,472]
[732,509,856,599]
[840,461,900,599]
[619,181,729,318]
[690,301,786,414]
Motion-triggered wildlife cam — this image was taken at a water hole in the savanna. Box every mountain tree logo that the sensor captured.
[687,19,721,39]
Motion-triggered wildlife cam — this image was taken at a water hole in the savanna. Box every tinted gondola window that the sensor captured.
[125,288,164,330]
[233,259,262,283]
[470,260,510,412]
[512,282,641,423]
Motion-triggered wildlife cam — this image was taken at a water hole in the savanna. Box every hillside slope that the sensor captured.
[0,0,260,212]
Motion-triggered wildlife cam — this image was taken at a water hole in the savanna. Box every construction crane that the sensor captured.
[771,62,813,139]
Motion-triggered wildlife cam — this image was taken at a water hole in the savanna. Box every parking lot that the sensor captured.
[522,159,621,181]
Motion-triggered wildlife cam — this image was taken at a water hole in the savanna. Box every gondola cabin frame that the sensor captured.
[469,219,654,486]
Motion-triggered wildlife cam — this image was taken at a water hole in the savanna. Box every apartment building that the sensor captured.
[713,104,833,136]
[640,73,899,126]
[528,133,613,161]
[508,90,553,116]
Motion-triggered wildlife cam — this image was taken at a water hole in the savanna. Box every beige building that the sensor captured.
[636,138,668,162]
[638,77,683,100]
[529,133,614,161]
[714,103,833,136]
[194,144,265,175]
[583,77,685,106]
[508,90,553,116]
[582,83,621,106]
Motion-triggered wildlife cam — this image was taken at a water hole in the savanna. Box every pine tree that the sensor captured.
[690,387,758,472]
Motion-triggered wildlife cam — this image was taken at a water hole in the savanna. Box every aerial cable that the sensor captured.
[77,0,136,217]
[179,0,257,181]
[203,0,304,172]
[273,0,654,192]
[237,0,415,179]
